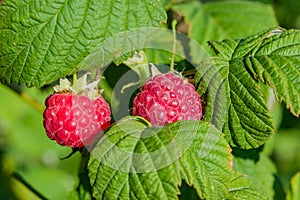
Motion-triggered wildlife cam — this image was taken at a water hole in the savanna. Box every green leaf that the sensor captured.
[160,0,186,10]
[208,39,238,60]
[88,117,232,199]
[199,27,300,147]
[211,28,300,116]
[232,153,277,199]
[88,116,181,200]
[210,28,300,116]
[82,27,197,73]
[243,29,300,116]
[195,57,230,130]
[195,57,274,149]
[286,172,300,200]
[227,171,267,200]
[179,122,232,199]
[227,60,274,148]
[0,0,166,87]
[231,28,285,59]
[258,83,283,130]
[172,1,278,48]
[178,180,198,200]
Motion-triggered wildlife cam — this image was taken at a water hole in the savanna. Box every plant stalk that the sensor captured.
[170,20,178,72]
[5,83,44,113]
[12,172,49,200]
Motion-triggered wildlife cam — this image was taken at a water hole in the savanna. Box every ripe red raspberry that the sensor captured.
[43,94,110,148]
[133,73,202,126]
[43,74,110,148]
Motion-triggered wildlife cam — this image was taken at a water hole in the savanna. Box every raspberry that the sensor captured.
[133,73,202,126]
[43,74,111,148]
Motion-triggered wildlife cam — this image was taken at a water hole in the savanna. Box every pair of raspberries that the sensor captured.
[43,73,203,148]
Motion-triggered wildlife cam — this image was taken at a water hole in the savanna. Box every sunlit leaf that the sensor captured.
[0,0,166,87]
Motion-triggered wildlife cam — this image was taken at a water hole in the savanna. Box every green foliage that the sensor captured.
[286,172,300,200]
[172,1,278,48]
[199,27,300,148]
[68,150,93,200]
[88,116,181,200]
[209,28,300,116]
[195,56,274,149]
[242,29,300,116]
[233,153,277,199]
[0,0,166,87]
[88,117,232,199]
[227,171,267,200]
[0,0,300,199]
[178,123,232,199]
[0,84,80,200]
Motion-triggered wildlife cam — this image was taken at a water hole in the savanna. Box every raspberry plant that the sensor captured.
[0,0,300,200]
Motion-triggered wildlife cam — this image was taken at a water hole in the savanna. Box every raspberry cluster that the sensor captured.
[133,73,202,126]
[43,72,202,147]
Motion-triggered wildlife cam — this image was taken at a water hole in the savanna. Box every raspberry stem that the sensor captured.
[170,20,177,72]
[72,73,77,89]
[21,92,44,113]
[99,78,113,101]
[77,148,93,195]
[123,51,150,90]
[132,115,152,127]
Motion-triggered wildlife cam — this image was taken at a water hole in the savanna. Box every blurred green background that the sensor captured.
[0,0,299,199]
[0,84,81,200]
